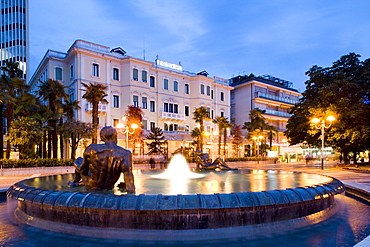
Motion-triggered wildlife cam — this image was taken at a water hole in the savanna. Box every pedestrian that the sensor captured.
[149,156,156,169]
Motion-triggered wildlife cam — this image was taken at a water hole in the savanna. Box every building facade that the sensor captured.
[29,40,233,157]
[230,75,301,158]
[0,0,29,81]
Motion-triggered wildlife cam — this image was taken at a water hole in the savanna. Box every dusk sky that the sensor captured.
[29,0,370,92]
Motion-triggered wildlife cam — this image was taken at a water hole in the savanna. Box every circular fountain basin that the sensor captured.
[7,169,345,238]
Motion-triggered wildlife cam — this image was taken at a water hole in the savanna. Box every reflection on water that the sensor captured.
[25,170,332,196]
[0,194,369,246]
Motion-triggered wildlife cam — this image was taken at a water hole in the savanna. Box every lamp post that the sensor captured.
[116,123,138,150]
[311,116,335,170]
[252,135,264,157]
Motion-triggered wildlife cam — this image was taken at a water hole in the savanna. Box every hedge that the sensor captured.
[0,159,74,169]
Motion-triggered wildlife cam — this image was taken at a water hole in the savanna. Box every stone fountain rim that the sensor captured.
[7,170,345,211]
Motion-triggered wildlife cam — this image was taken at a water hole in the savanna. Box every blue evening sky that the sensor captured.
[29,0,370,92]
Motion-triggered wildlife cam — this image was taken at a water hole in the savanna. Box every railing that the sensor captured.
[264,109,292,118]
[160,112,185,120]
[85,103,108,112]
[256,92,299,105]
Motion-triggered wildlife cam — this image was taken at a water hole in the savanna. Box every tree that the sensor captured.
[59,119,91,159]
[81,82,108,144]
[191,127,201,151]
[146,127,166,155]
[223,120,233,156]
[37,79,69,158]
[213,116,227,155]
[286,53,370,164]
[1,61,26,158]
[231,125,244,157]
[192,107,210,152]
[124,105,144,153]
[7,117,42,158]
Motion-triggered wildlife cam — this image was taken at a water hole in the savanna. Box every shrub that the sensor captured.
[0,159,74,169]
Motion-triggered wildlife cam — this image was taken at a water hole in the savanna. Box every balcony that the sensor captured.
[85,103,108,112]
[160,112,185,121]
[264,109,292,118]
[256,92,299,105]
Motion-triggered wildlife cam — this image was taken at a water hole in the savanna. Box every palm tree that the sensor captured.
[59,100,81,158]
[223,120,233,156]
[1,61,25,158]
[213,116,227,155]
[37,79,69,158]
[81,82,108,144]
[192,107,210,152]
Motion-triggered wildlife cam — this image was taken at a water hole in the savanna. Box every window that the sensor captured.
[185,106,189,116]
[169,104,173,113]
[142,97,147,109]
[164,103,169,112]
[206,107,210,118]
[174,81,178,92]
[113,68,119,80]
[221,111,224,117]
[70,65,73,78]
[150,122,155,130]
[164,123,169,131]
[221,92,224,101]
[142,120,147,130]
[164,79,168,90]
[206,86,210,96]
[55,67,62,80]
[211,110,214,119]
[200,84,205,94]
[142,70,147,82]
[92,63,99,77]
[113,119,119,127]
[184,84,189,94]
[133,68,138,81]
[113,95,119,108]
[150,101,155,112]
[174,104,178,113]
[211,89,214,99]
[150,76,155,87]
[133,95,139,107]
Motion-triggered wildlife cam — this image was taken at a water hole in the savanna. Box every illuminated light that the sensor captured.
[116,123,124,129]
[326,115,335,122]
[311,118,320,124]
[131,123,138,129]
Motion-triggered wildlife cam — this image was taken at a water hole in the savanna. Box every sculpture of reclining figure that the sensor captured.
[195,152,237,171]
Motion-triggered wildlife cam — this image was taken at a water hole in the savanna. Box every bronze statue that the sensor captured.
[68,126,135,193]
[195,152,237,171]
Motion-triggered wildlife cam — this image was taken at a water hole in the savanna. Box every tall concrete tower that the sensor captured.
[0,0,29,82]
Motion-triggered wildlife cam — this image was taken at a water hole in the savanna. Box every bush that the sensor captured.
[0,159,74,169]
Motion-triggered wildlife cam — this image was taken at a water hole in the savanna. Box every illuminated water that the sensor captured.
[24,169,332,196]
[1,193,369,246]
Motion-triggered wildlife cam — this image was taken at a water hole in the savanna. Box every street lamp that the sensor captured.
[252,135,264,157]
[311,115,335,170]
[116,123,138,150]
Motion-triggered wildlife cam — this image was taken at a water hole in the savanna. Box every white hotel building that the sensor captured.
[29,40,233,156]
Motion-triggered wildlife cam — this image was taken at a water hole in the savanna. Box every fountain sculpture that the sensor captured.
[6,128,345,240]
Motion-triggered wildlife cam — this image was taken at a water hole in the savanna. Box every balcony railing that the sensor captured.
[85,103,107,112]
[256,92,299,105]
[264,109,292,118]
[160,112,185,121]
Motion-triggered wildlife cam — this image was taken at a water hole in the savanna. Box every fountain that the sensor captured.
[6,126,347,241]
[153,153,203,179]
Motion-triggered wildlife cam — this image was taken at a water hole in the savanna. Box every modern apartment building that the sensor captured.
[0,0,29,81]
[29,40,233,156]
[230,75,301,157]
